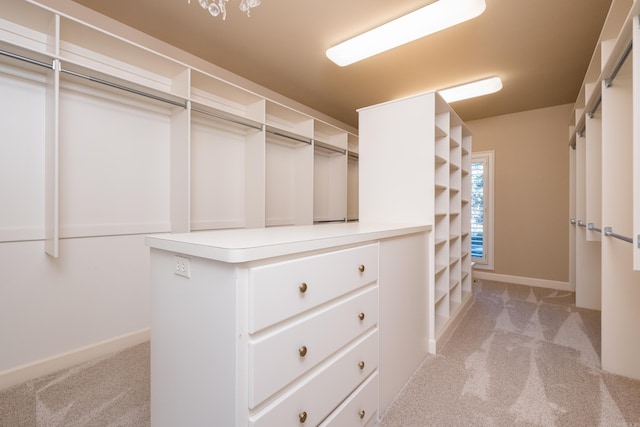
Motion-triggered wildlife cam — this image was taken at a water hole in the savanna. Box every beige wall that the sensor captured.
[467,104,572,282]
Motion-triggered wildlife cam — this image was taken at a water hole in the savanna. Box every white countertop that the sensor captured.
[146,222,431,263]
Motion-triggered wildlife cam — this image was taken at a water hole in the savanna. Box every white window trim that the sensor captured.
[472,150,494,270]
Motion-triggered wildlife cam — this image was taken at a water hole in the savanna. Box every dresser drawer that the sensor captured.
[249,329,378,427]
[319,371,378,427]
[248,244,378,333]
[248,285,377,408]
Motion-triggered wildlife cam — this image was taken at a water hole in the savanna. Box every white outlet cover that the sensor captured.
[174,255,191,278]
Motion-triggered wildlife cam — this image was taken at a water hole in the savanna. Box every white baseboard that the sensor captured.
[472,271,574,292]
[0,328,150,391]
[428,292,475,354]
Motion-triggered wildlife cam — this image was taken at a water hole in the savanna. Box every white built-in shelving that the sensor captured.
[347,133,359,222]
[568,0,640,379]
[358,91,472,353]
[0,0,358,257]
[313,120,348,224]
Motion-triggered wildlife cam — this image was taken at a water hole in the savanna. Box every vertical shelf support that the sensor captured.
[45,58,60,257]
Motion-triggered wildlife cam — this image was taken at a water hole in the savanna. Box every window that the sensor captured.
[471,151,494,269]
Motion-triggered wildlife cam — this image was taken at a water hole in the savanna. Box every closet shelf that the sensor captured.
[435,237,448,246]
[358,90,471,355]
[435,154,448,164]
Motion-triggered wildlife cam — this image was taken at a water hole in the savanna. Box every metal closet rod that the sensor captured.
[314,219,346,224]
[61,68,187,108]
[604,41,633,88]
[587,223,602,233]
[0,48,188,108]
[191,106,262,131]
[1,46,327,145]
[0,49,52,69]
[604,227,633,244]
[265,128,312,145]
[314,142,346,155]
[573,41,632,139]
[587,96,602,119]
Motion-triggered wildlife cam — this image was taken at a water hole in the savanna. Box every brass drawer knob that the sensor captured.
[299,282,308,293]
[298,345,308,357]
[358,312,365,321]
[359,361,365,370]
[359,410,366,419]
[299,411,308,423]
[358,264,365,273]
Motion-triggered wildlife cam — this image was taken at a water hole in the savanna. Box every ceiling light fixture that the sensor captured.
[438,76,503,103]
[189,0,261,21]
[326,0,486,67]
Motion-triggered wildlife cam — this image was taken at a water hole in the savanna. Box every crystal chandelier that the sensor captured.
[190,0,261,20]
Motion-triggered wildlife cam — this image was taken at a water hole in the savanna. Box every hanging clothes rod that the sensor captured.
[1,48,186,108]
[587,96,602,119]
[348,152,359,159]
[573,41,633,142]
[191,107,263,131]
[0,49,53,70]
[587,223,602,233]
[604,227,633,244]
[576,95,603,137]
[314,219,346,224]
[605,41,632,88]
[265,127,312,145]
[314,142,346,155]
[61,67,187,108]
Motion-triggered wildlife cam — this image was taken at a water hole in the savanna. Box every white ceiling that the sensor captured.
[69,0,612,128]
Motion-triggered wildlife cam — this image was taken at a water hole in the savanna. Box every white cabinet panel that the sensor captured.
[58,82,171,237]
[248,286,377,407]
[249,330,378,427]
[0,64,46,241]
[190,115,249,230]
[319,371,378,427]
[248,243,378,332]
[148,225,429,425]
[358,91,472,353]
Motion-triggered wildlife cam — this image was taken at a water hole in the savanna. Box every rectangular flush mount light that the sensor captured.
[326,0,486,66]
[439,76,503,103]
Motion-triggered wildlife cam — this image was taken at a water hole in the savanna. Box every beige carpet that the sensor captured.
[0,342,149,427]
[379,280,640,426]
[1,280,639,426]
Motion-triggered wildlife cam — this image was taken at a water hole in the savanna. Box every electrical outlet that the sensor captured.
[174,255,191,278]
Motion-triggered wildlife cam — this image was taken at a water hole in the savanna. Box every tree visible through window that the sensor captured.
[471,151,493,268]
[471,161,484,259]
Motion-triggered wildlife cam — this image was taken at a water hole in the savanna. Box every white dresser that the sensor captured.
[146,223,430,426]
